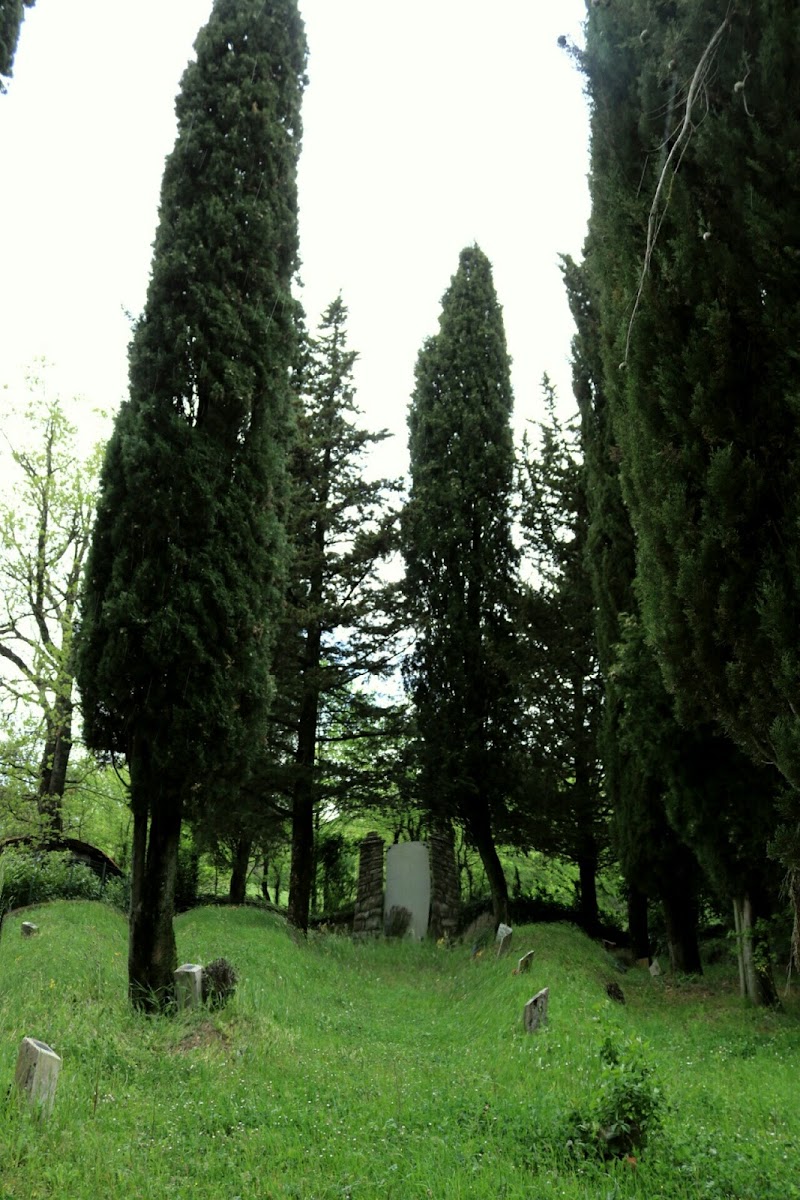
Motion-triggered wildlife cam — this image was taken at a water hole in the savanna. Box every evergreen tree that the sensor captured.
[402,245,519,925]
[518,383,605,935]
[278,297,402,932]
[581,3,800,799]
[77,0,306,1008]
[0,0,34,90]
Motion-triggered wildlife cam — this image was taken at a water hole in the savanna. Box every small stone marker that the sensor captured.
[15,1037,61,1115]
[21,922,39,938]
[174,963,203,1010]
[649,958,662,977]
[524,987,549,1033]
[635,957,650,969]
[517,950,535,974]
[496,923,513,957]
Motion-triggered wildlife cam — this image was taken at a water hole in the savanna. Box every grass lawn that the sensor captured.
[1,901,799,1199]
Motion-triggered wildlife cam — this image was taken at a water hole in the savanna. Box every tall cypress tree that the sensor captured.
[582,2,800,792]
[77,0,306,1008]
[403,245,519,924]
[0,0,34,90]
[577,3,791,988]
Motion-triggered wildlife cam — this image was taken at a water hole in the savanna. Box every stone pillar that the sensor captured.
[353,832,385,937]
[428,824,460,941]
[174,963,203,1010]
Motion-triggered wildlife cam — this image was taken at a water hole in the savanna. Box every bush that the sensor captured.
[0,849,105,911]
[563,1037,665,1160]
[384,905,412,938]
[201,957,239,1009]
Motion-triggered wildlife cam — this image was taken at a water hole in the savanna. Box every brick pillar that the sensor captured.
[428,823,460,941]
[353,832,385,937]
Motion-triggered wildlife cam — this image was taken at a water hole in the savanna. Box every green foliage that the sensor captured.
[563,1037,665,1160]
[76,0,308,1003]
[0,0,34,88]
[0,849,106,909]
[403,245,520,916]
[581,2,800,800]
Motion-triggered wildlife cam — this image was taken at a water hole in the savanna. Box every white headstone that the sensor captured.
[524,986,550,1033]
[15,1037,61,1115]
[649,958,662,977]
[384,842,431,939]
[175,963,203,1010]
[497,927,513,957]
[496,922,513,942]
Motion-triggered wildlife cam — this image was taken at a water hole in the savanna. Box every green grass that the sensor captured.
[1,902,799,1198]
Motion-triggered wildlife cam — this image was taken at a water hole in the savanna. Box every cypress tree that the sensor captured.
[403,245,519,924]
[582,2,800,792]
[77,0,306,1008]
[0,0,34,90]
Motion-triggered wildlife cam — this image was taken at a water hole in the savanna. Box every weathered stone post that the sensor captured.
[353,832,384,937]
[15,1037,61,1115]
[524,987,550,1033]
[428,824,460,941]
[21,921,39,937]
[174,963,203,1010]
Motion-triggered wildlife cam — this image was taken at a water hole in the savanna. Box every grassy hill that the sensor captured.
[1,902,799,1199]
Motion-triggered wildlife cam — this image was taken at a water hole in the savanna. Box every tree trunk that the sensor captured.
[37,697,73,837]
[661,885,702,974]
[228,835,251,905]
[128,752,182,1011]
[260,852,271,903]
[627,886,650,961]
[577,848,600,936]
[734,894,780,1008]
[287,783,315,933]
[466,802,508,926]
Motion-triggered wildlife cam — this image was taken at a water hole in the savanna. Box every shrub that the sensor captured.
[201,957,239,1009]
[563,1037,665,1160]
[384,905,412,938]
[0,849,104,911]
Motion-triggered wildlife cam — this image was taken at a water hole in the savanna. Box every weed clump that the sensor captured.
[384,906,412,938]
[563,1037,664,1160]
[201,957,239,1009]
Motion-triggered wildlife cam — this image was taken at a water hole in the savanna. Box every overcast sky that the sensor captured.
[0,0,590,473]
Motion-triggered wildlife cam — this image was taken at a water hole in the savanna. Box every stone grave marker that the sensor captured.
[15,1037,61,1115]
[517,950,535,974]
[175,963,203,1011]
[21,922,39,938]
[523,986,549,1033]
[496,923,513,957]
[649,958,662,977]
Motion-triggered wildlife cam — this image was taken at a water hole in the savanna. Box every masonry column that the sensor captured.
[428,823,460,941]
[353,832,385,937]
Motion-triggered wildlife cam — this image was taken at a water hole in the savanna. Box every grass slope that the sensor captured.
[1,902,799,1199]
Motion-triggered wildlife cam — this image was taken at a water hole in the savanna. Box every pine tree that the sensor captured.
[518,383,605,935]
[279,297,402,932]
[403,245,519,925]
[0,0,34,90]
[77,0,306,1008]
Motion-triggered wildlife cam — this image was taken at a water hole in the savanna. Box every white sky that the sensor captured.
[0,0,589,476]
